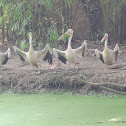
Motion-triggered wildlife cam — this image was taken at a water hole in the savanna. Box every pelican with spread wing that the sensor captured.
[13,32,52,68]
[53,29,87,69]
[95,33,119,69]
[0,48,11,66]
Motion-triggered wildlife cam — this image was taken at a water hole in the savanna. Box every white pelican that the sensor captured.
[53,29,87,69]
[0,48,11,66]
[95,33,119,69]
[13,32,52,68]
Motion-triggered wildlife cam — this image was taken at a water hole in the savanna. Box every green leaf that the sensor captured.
[16,40,18,45]
[20,40,28,51]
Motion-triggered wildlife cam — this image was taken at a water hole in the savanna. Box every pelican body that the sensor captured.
[13,32,52,68]
[53,29,87,68]
[95,33,119,66]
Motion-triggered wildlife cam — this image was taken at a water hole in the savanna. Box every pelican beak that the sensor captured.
[58,30,70,41]
[58,34,64,41]
[101,35,105,42]
[101,33,108,42]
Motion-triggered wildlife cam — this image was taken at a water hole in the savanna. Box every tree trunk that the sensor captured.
[81,0,104,40]
[1,5,4,44]
[7,23,9,41]
[119,5,126,43]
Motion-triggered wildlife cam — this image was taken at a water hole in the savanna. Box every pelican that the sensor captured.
[95,33,119,69]
[13,32,52,68]
[53,29,87,69]
[0,48,11,66]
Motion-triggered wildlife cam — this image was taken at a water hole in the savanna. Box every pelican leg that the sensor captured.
[31,65,35,74]
[74,61,79,69]
[74,64,76,69]
[111,61,115,69]
[38,62,42,69]
[74,64,79,72]
[104,64,108,70]
[0,65,4,69]
[38,60,43,69]
[32,65,41,74]
[31,65,34,69]
[32,65,37,74]
[69,63,71,69]
[38,62,43,74]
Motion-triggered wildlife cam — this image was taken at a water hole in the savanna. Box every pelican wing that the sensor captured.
[0,48,11,65]
[114,44,119,61]
[95,49,104,63]
[37,44,52,65]
[53,48,67,64]
[2,55,9,65]
[74,40,87,57]
[13,46,27,62]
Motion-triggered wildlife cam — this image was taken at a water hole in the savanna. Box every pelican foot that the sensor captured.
[104,68,108,71]
[49,64,56,70]
[104,64,108,71]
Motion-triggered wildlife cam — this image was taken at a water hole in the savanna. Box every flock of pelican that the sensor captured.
[0,29,119,70]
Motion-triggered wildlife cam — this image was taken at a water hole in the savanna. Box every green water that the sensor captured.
[0,94,126,126]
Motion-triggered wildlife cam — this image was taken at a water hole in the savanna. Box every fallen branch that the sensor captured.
[101,87,126,95]
[45,71,126,95]
[83,80,126,88]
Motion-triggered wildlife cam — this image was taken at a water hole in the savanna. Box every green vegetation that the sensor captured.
[100,0,126,40]
[82,0,126,41]
[1,0,126,45]
[0,0,74,47]
[0,94,126,126]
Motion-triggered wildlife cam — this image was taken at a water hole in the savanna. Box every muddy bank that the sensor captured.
[0,41,126,94]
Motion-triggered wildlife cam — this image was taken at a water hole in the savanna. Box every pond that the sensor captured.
[0,94,125,126]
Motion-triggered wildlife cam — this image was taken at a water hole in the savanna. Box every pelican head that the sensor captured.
[58,29,73,41]
[101,33,108,42]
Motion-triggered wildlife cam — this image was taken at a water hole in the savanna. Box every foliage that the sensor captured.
[47,24,59,47]
[20,39,29,51]
[100,0,126,40]
[0,0,77,49]
[1,0,126,45]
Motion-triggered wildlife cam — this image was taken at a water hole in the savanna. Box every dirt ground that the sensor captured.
[0,40,126,94]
